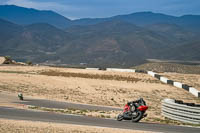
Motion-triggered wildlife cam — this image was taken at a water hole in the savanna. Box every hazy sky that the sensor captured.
[0,0,200,19]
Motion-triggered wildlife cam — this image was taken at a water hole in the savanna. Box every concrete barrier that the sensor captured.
[182,84,190,91]
[106,68,135,72]
[135,70,147,73]
[147,71,157,77]
[173,82,183,88]
[85,67,200,98]
[160,77,169,83]
[154,74,161,80]
[167,80,174,85]
[86,68,100,70]
[189,87,200,97]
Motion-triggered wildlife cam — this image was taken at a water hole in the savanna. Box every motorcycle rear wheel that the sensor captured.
[132,111,144,122]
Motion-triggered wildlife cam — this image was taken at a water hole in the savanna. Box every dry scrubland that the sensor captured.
[0,65,200,123]
[0,119,151,133]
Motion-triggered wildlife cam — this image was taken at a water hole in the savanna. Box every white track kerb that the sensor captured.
[162,99,200,124]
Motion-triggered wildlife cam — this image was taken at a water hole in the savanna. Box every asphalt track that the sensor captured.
[1,106,200,133]
[15,98,122,111]
[0,93,200,133]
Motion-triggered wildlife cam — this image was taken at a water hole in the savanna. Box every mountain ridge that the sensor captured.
[0,5,71,29]
[0,5,200,67]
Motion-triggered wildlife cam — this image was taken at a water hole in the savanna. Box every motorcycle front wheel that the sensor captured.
[132,111,144,122]
[117,114,123,121]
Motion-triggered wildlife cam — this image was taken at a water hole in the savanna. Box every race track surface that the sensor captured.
[0,106,199,133]
[16,98,122,111]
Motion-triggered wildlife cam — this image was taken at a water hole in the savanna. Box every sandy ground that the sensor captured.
[0,57,5,64]
[0,65,199,123]
[161,72,200,91]
[0,119,151,133]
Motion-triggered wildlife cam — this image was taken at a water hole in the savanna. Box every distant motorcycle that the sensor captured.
[18,93,23,100]
[117,98,148,122]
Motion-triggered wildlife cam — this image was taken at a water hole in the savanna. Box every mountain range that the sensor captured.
[0,5,200,67]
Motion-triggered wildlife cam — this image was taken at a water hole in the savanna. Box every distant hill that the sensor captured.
[71,12,176,26]
[145,23,197,46]
[1,5,200,32]
[0,5,71,29]
[71,12,200,32]
[134,63,200,74]
[0,5,200,67]
[62,20,176,66]
[160,40,200,60]
[0,19,73,62]
[0,18,22,53]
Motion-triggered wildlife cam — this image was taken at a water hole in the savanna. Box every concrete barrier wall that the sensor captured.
[182,84,190,91]
[135,70,147,73]
[86,68,100,70]
[160,77,169,83]
[167,80,174,85]
[85,67,200,97]
[106,68,135,73]
[154,74,161,80]
[147,71,157,77]
[173,82,183,88]
[189,87,200,97]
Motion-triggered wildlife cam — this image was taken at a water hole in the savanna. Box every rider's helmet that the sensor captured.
[139,98,146,105]
[139,98,143,101]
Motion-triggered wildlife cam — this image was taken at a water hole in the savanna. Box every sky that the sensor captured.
[0,0,200,19]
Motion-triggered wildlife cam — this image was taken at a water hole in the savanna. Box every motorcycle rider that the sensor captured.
[117,97,148,122]
[127,98,146,112]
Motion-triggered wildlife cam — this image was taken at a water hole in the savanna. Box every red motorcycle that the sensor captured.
[117,98,148,122]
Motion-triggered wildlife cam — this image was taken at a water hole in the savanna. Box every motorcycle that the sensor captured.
[18,93,23,100]
[117,98,148,122]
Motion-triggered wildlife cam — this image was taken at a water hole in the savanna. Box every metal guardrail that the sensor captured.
[162,99,200,124]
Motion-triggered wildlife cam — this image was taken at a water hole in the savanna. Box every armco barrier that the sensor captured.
[162,99,200,124]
